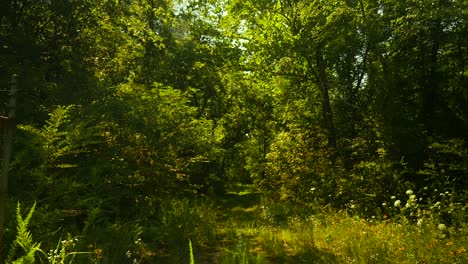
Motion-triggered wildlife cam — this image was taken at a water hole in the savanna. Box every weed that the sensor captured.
[189,240,195,264]
[221,235,265,264]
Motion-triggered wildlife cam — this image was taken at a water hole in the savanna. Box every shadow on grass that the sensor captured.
[284,247,339,264]
[220,192,262,209]
[211,186,339,263]
[215,191,262,223]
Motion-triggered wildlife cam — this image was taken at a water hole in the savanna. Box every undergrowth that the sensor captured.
[4,194,468,263]
[6,202,43,264]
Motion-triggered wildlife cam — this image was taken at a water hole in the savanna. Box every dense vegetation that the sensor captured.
[1,0,467,263]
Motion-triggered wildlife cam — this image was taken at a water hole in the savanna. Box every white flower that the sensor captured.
[391,196,396,200]
[417,219,423,227]
[394,200,401,207]
[409,194,416,200]
[438,223,446,230]
[382,202,387,206]
[406,190,413,195]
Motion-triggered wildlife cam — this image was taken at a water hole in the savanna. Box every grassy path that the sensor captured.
[201,185,337,264]
[193,184,468,264]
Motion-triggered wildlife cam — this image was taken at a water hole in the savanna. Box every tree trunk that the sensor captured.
[0,75,17,253]
[315,46,337,150]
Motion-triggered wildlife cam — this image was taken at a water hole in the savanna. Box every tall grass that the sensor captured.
[5,196,467,263]
[220,235,265,264]
[214,197,468,263]
[189,240,195,264]
[248,208,468,263]
[309,211,468,263]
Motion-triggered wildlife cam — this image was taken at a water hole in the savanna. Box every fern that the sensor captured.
[6,202,44,264]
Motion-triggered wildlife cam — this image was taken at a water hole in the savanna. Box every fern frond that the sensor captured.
[6,202,40,264]
[23,202,36,227]
[11,243,43,264]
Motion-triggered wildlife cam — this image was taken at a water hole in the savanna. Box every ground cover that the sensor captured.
[193,184,468,264]
[6,185,468,263]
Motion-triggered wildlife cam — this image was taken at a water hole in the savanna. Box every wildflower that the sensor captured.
[382,202,387,206]
[394,200,401,207]
[451,248,467,255]
[95,248,103,259]
[417,219,423,226]
[446,242,453,246]
[438,223,446,230]
[391,196,396,200]
[406,190,413,195]
[409,194,416,200]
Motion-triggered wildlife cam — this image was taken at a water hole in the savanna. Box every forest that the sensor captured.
[0,0,467,263]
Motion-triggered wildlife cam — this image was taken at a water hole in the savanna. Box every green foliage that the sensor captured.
[18,105,97,170]
[311,211,468,264]
[45,234,79,264]
[189,240,195,264]
[418,139,468,194]
[159,199,217,246]
[2,0,468,262]
[7,202,43,264]
[221,236,265,264]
